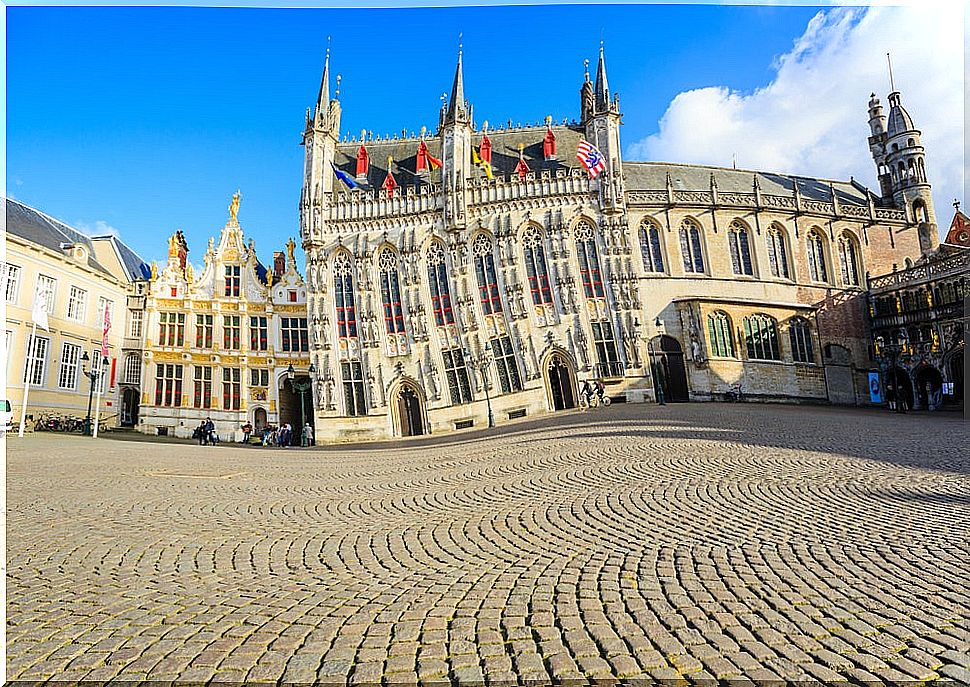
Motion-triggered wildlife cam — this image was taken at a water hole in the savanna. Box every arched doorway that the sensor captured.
[546,353,577,410]
[395,385,425,437]
[649,335,689,402]
[253,407,268,431]
[278,375,314,445]
[913,364,944,411]
[120,386,139,427]
[885,367,913,411]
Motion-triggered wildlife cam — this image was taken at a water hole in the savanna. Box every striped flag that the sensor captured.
[472,148,493,180]
[576,139,607,178]
[100,302,111,358]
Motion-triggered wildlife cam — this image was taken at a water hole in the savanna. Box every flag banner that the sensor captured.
[417,140,443,173]
[472,148,494,180]
[576,139,607,178]
[31,283,50,331]
[101,303,111,358]
[479,134,492,164]
[332,162,360,189]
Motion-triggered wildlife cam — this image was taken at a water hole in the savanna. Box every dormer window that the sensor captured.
[288,289,297,302]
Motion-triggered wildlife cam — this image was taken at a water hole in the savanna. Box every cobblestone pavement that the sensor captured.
[6,404,970,684]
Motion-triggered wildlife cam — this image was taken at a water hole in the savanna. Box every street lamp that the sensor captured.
[286,363,316,445]
[80,352,98,435]
[874,330,908,413]
[464,342,495,428]
[649,316,667,406]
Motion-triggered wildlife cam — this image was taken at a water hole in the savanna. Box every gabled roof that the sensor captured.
[943,208,970,247]
[5,198,117,279]
[91,233,152,282]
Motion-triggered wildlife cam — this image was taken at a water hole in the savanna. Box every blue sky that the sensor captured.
[6,3,962,266]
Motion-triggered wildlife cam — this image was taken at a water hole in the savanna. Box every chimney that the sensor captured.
[273,251,285,279]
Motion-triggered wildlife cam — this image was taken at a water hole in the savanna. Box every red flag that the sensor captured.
[355,144,369,178]
[417,140,442,173]
[100,302,111,358]
[479,134,492,165]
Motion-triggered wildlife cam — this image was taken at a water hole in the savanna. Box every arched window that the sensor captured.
[806,230,828,283]
[575,221,604,297]
[639,221,665,273]
[913,200,928,223]
[707,311,735,358]
[765,225,790,279]
[378,248,406,335]
[789,317,815,363]
[728,221,754,276]
[332,252,358,339]
[743,314,780,360]
[473,234,503,315]
[427,242,454,326]
[521,226,553,306]
[838,234,860,287]
[679,219,705,273]
[124,353,141,385]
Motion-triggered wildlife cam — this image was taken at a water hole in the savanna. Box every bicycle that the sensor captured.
[723,383,745,402]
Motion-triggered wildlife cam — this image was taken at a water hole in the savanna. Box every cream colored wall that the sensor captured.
[4,236,131,426]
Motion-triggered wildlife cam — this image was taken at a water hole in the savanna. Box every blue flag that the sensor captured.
[332,162,360,189]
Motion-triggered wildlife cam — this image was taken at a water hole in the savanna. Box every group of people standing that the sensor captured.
[241,421,314,447]
[193,417,218,446]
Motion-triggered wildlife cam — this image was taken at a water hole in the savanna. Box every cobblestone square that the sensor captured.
[6,404,969,683]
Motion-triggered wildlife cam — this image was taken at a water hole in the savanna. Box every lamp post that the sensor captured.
[650,316,667,405]
[80,352,98,435]
[465,342,495,428]
[875,330,908,413]
[286,363,316,445]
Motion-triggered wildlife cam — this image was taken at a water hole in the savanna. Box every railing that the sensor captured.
[869,250,970,292]
[593,361,625,379]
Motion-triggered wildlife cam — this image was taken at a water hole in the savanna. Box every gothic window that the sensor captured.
[442,348,474,405]
[575,221,604,297]
[193,365,212,409]
[765,225,791,279]
[838,234,861,287]
[333,252,358,339]
[707,311,735,358]
[473,234,503,315]
[490,336,523,394]
[427,243,455,326]
[679,220,705,273]
[789,317,815,363]
[591,321,622,378]
[522,226,553,306]
[806,230,828,283]
[378,248,406,335]
[639,221,665,273]
[123,353,141,386]
[728,221,754,276]
[743,314,780,361]
[341,360,367,416]
[154,363,183,407]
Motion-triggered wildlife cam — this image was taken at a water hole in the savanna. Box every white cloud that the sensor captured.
[75,220,122,238]
[629,5,964,230]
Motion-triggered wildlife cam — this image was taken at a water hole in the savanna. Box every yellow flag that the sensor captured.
[472,148,493,179]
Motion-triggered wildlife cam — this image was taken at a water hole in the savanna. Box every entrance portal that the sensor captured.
[648,335,689,402]
[396,385,425,437]
[278,375,314,444]
[120,386,139,427]
[913,364,944,410]
[546,354,576,410]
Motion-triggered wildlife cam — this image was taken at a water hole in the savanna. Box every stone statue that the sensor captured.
[229,190,241,222]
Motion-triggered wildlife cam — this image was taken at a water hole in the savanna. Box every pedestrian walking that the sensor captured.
[301,422,313,447]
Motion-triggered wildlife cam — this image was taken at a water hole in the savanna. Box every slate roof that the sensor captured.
[5,198,116,279]
[333,124,586,188]
[91,233,153,282]
[622,161,888,207]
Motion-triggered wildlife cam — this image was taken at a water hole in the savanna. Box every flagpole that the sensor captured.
[92,355,104,439]
[18,322,37,437]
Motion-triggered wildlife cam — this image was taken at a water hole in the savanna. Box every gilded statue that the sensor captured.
[168,232,179,257]
[150,260,158,280]
[229,189,241,222]
[266,269,273,287]
[286,237,296,264]
[185,263,194,283]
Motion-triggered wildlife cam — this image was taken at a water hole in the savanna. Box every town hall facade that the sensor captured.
[297,46,939,441]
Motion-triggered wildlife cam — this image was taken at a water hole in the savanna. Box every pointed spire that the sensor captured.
[594,41,610,112]
[444,37,467,125]
[314,44,331,122]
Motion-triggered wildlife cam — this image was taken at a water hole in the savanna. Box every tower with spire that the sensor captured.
[439,40,473,231]
[581,43,624,212]
[301,45,342,248]
[867,56,938,253]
